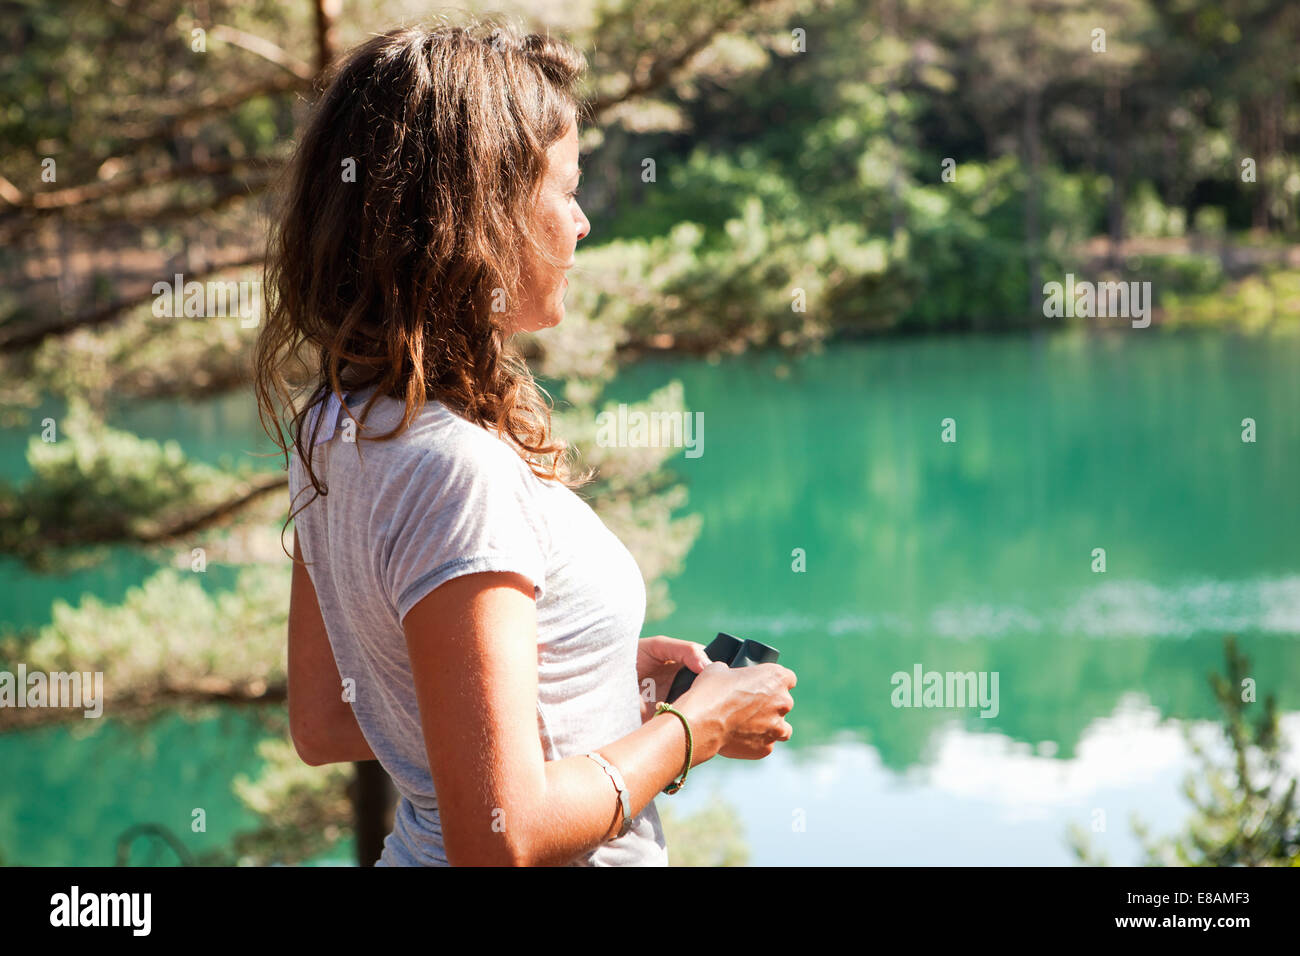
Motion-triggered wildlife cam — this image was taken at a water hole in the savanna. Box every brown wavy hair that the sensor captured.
[254,15,595,547]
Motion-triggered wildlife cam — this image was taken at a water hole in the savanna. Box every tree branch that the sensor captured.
[209,24,315,80]
[0,250,267,352]
[6,158,276,215]
[0,681,286,732]
[137,475,288,545]
[583,0,776,119]
[105,73,310,161]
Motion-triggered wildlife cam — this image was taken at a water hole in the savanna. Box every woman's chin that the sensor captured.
[547,292,567,326]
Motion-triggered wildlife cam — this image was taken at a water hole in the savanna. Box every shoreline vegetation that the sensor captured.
[1,0,1296,866]
[5,229,1293,417]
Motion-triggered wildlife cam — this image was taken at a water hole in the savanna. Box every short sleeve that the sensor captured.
[382,440,550,623]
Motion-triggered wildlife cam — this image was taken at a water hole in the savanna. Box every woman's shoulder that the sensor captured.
[351,391,539,485]
[343,388,485,450]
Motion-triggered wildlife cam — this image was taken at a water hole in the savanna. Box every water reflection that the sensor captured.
[3,330,1298,864]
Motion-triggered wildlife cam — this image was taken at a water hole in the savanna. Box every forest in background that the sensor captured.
[0,0,1296,864]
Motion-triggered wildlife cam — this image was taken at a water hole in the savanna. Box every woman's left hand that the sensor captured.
[636,635,712,706]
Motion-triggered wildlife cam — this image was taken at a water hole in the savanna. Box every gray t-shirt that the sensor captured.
[288,384,668,866]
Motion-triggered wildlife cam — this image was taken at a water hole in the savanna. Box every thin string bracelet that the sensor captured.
[653,702,693,794]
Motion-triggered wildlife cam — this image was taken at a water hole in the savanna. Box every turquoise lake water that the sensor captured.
[3,328,1298,865]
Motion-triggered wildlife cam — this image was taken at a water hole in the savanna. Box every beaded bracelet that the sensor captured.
[653,702,693,794]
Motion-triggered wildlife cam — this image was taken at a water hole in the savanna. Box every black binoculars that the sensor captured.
[664,632,781,703]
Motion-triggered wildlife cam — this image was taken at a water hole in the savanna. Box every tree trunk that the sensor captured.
[1106,79,1126,269]
[351,761,398,866]
[1250,101,1268,232]
[1024,84,1042,321]
[313,0,343,76]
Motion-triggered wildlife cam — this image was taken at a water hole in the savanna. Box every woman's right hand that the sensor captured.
[675,661,796,762]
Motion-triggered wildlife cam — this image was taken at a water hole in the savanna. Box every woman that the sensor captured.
[253,17,796,867]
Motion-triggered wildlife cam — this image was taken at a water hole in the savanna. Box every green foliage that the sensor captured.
[0,0,311,167]
[5,563,288,705]
[4,0,1299,869]
[586,150,1110,341]
[1161,268,1300,331]
[1125,182,1188,239]
[565,195,838,354]
[894,158,1060,330]
[596,146,808,248]
[21,265,276,403]
[1125,253,1226,299]
[225,738,354,866]
[554,381,703,621]
[1069,636,1300,867]
[658,796,751,866]
[577,0,1299,342]
[0,397,253,566]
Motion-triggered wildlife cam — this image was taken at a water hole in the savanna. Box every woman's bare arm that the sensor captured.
[402,570,719,866]
[288,530,378,766]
